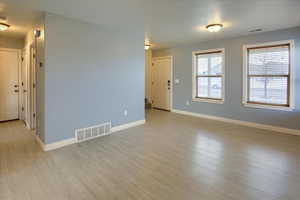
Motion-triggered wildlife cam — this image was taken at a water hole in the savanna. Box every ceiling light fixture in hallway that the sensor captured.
[0,22,10,31]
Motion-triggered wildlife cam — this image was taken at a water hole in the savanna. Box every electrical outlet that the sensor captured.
[186,101,190,106]
[124,110,128,116]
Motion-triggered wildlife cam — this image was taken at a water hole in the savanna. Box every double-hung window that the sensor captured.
[243,41,294,111]
[193,49,225,103]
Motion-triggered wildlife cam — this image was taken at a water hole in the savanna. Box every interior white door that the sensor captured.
[0,49,19,121]
[152,57,171,110]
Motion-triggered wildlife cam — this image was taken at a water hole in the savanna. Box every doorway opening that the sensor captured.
[0,42,37,130]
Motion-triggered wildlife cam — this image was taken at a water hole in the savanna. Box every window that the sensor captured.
[243,41,294,111]
[193,49,225,103]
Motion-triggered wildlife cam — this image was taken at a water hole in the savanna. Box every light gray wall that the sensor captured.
[0,36,24,49]
[42,13,145,144]
[153,27,300,130]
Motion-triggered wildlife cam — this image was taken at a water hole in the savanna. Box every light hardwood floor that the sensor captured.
[1,110,300,200]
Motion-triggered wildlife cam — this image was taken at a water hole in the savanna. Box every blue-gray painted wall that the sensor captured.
[153,27,300,130]
[42,13,145,144]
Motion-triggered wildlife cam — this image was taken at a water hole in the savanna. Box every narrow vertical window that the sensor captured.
[193,49,225,103]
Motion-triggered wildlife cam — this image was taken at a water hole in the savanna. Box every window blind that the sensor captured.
[247,44,290,106]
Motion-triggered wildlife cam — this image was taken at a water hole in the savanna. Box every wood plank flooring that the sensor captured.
[1,110,300,200]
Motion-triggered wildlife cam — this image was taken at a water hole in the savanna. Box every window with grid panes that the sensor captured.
[194,50,224,102]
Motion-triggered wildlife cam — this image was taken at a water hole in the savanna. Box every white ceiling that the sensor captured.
[0,3,41,39]
[1,0,300,48]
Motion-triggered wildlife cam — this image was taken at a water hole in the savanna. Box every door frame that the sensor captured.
[29,43,37,129]
[0,48,22,121]
[22,42,37,129]
[151,56,173,111]
[20,49,27,122]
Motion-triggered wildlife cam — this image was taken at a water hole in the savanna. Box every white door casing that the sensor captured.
[30,45,37,129]
[0,48,20,121]
[152,56,172,111]
[20,50,26,121]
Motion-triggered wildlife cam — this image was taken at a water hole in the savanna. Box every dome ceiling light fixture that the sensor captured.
[0,22,10,31]
[206,24,223,32]
[0,16,9,31]
[144,44,151,50]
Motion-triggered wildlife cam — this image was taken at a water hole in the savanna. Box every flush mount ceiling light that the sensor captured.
[0,22,10,31]
[144,44,151,50]
[206,24,223,32]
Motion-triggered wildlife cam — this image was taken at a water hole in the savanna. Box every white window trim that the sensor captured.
[192,48,225,104]
[242,40,295,111]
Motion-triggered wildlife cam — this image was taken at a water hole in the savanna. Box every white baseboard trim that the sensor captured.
[35,134,45,150]
[35,119,146,151]
[44,138,76,151]
[25,121,30,129]
[35,135,76,151]
[172,109,300,136]
[111,119,146,133]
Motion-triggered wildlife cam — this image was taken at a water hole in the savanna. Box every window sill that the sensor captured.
[243,103,294,111]
[192,98,224,104]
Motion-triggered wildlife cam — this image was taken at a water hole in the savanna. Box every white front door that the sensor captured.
[0,49,19,121]
[152,57,171,111]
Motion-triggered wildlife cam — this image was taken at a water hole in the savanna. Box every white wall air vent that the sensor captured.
[75,122,111,143]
